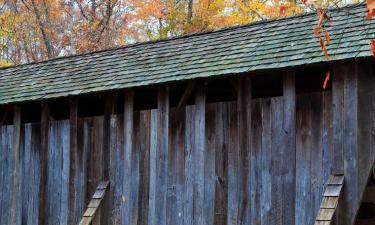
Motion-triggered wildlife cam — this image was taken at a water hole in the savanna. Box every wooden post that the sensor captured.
[148,87,169,225]
[68,98,78,224]
[101,93,116,225]
[10,105,21,225]
[283,71,296,225]
[122,90,134,224]
[39,102,50,225]
[194,82,205,225]
[235,76,251,224]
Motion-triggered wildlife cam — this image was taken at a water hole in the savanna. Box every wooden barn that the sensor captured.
[1,3,375,225]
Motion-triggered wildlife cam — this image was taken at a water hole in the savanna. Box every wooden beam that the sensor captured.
[10,105,21,225]
[68,98,78,224]
[283,71,296,225]
[194,82,205,225]
[177,82,195,108]
[39,102,50,225]
[122,90,134,224]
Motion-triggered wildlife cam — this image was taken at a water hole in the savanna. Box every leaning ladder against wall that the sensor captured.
[79,181,110,225]
[314,174,344,225]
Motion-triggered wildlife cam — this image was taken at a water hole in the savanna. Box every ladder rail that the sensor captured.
[79,181,110,225]
[314,174,344,225]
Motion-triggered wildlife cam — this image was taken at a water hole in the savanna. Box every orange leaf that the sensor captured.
[366,10,375,20]
[319,37,329,60]
[323,71,330,90]
[324,29,331,45]
[370,39,375,57]
[313,26,321,37]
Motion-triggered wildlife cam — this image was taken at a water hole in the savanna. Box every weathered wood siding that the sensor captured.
[0,61,374,225]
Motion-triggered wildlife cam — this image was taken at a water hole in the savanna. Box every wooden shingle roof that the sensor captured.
[0,3,374,105]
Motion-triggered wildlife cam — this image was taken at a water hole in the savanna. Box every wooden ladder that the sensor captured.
[79,181,110,225]
[314,174,344,225]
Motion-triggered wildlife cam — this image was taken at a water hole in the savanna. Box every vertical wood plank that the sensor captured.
[149,87,170,225]
[342,61,359,225]
[102,94,116,225]
[213,103,228,225]
[332,65,344,175]
[123,90,135,225]
[10,105,21,225]
[260,99,272,225]
[194,83,206,225]
[237,76,251,225]
[68,98,78,225]
[39,102,49,225]
[283,72,296,225]
[0,125,14,225]
[137,110,151,225]
[184,105,195,225]
[270,97,284,225]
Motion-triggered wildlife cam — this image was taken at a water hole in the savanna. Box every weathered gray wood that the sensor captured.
[148,109,158,225]
[68,98,78,225]
[137,110,151,225]
[39,102,49,225]
[213,103,227,225]
[184,105,195,225]
[0,125,14,225]
[283,71,296,225]
[227,101,239,225]
[122,90,136,225]
[332,64,344,174]
[10,105,21,225]
[194,83,206,225]
[342,61,359,225]
[236,76,251,225]
[109,115,124,224]
[46,120,70,225]
[296,94,313,225]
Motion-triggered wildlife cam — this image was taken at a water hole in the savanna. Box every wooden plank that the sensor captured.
[342,61,359,225]
[137,110,151,225]
[204,104,216,225]
[320,197,339,209]
[148,109,158,225]
[83,207,97,217]
[227,101,239,225]
[88,199,102,208]
[39,102,49,225]
[213,103,227,225]
[24,123,41,225]
[10,105,21,225]
[283,71,296,225]
[0,125,13,225]
[296,94,313,225]
[68,98,78,225]
[87,117,104,225]
[271,97,284,225]
[194,83,206,225]
[157,87,169,225]
[260,99,272,225]
[316,208,335,221]
[122,90,135,225]
[250,100,262,225]
[101,93,116,225]
[184,105,195,225]
[236,76,251,224]
[323,184,343,198]
[328,175,344,185]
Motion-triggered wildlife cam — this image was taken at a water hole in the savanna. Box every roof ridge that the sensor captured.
[0,2,365,72]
